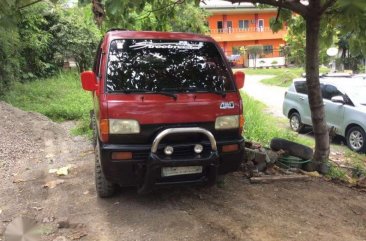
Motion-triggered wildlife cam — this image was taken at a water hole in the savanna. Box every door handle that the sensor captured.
[299,97,305,100]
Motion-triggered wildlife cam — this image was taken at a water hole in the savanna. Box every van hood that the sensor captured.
[105,92,242,144]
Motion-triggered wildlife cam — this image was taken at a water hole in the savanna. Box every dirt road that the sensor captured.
[243,75,286,117]
[1,102,366,241]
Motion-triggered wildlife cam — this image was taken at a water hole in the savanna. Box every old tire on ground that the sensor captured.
[346,126,366,153]
[270,138,313,160]
[289,112,305,133]
[95,141,116,198]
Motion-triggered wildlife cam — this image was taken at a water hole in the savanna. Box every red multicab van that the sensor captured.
[81,29,246,197]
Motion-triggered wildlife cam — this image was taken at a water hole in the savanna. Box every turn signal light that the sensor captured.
[222,144,239,153]
[100,119,109,142]
[239,115,245,129]
[111,152,133,160]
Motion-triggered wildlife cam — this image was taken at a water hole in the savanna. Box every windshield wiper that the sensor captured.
[171,87,226,97]
[112,89,177,100]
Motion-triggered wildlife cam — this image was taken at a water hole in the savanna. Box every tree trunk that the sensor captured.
[305,15,330,166]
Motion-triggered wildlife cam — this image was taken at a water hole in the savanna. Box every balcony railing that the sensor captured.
[209,27,287,41]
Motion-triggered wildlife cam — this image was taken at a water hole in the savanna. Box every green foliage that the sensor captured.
[0,25,21,94]
[1,71,93,136]
[0,1,101,95]
[326,163,348,181]
[241,91,313,147]
[271,1,366,67]
[102,0,208,33]
[50,5,101,71]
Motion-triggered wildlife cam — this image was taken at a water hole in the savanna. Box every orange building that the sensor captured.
[201,1,287,67]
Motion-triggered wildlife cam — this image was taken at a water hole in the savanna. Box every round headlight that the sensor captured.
[194,144,203,154]
[164,146,174,155]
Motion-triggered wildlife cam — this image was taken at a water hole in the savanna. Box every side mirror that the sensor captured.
[331,95,345,104]
[234,71,245,89]
[81,71,97,91]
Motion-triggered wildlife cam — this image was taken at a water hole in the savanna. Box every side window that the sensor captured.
[93,40,103,79]
[294,81,308,95]
[322,84,342,100]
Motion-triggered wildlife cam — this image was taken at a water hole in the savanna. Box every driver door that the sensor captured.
[322,84,345,133]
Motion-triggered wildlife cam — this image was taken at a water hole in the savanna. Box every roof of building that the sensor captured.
[200,0,277,13]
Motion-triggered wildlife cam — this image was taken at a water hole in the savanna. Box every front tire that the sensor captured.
[289,112,305,133]
[95,141,116,198]
[346,126,366,153]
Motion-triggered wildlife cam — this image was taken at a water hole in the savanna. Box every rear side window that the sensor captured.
[106,39,233,93]
[294,81,308,94]
[322,84,342,100]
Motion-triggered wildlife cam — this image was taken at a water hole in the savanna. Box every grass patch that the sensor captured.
[236,67,304,76]
[260,67,329,87]
[344,150,366,178]
[2,71,92,136]
[241,91,313,147]
[326,163,348,181]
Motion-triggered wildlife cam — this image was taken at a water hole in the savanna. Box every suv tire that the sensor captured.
[289,112,305,133]
[95,141,116,198]
[346,126,366,153]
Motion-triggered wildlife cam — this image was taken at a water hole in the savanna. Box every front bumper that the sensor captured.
[100,128,245,193]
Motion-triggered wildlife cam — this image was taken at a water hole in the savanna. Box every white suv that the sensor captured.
[283,76,366,153]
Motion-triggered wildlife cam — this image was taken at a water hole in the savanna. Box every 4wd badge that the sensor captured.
[220,101,235,109]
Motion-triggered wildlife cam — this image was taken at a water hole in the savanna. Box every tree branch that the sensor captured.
[227,0,308,16]
[319,0,337,15]
[18,0,43,10]
[275,0,283,22]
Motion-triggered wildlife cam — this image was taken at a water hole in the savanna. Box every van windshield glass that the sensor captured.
[106,39,234,93]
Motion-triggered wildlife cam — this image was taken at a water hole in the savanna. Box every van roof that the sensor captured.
[105,30,215,42]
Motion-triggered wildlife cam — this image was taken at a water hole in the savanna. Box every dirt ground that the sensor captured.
[1,101,366,241]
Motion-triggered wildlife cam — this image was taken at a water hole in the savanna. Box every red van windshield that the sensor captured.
[106,39,234,93]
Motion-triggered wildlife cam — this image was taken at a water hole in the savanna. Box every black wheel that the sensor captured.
[95,141,116,198]
[270,138,313,160]
[346,126,366,153]
[289,112,304,133]
[91,112,97,148]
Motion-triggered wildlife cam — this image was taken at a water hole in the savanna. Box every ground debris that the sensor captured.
[49,164,76,176]
[357,176,366,188]
[68,230,88,240]
[53,236,70,241]
[250,174,310,184]
[43,179,65,189]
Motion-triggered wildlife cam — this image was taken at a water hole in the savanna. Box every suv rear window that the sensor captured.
[106,39,233,93]
[294,81,308,94]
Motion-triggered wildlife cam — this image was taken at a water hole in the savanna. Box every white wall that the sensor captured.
[248,57,285,68]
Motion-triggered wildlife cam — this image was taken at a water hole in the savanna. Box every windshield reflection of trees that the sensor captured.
[106,40,233,93]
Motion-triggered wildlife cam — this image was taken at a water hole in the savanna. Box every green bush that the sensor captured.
[2,71,93,136]
[241,91,313,147]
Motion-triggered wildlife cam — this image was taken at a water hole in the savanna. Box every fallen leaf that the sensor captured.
[12,179,26,183]
[43,179,65,189]
[300,170,321,177]
[49,165,76,176]
[68,231,87,240]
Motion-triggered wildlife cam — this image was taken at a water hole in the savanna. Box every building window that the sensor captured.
[263,45,273,54]
[257,19,264,32]
[239,20,249,30]
[226,21,233,33]
[217,21,223,32]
